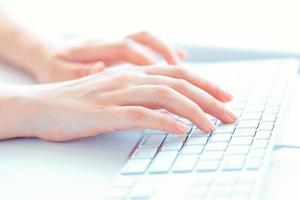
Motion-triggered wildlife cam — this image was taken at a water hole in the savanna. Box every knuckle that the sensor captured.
[152,85,173,97]
[173,79,189,91]
[171,66,187,76]
[126,107,146,120]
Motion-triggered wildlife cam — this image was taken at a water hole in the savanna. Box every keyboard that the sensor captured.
[107,59,299,200]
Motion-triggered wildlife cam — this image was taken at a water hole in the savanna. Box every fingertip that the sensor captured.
[89,62,106,75]
[177,49,188,59]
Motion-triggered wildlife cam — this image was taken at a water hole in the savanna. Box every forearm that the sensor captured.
[0,84,35,140]
[0,11,49,78]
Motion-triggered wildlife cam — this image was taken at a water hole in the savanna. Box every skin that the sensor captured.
[0,11,236,142]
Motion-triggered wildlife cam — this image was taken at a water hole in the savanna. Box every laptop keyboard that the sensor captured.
[107,59,298,200]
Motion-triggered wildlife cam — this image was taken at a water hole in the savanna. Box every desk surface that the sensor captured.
[1,54,300,200]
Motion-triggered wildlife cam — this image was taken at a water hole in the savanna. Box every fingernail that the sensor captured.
[225,109,238,122]
[222,90,234,101]
[204,118,215,132]
[176,121,189,134]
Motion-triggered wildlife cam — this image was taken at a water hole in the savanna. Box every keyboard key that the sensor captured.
[181,145,204,154]
[226,145,249,155]
[197,160,220,172]
[248,149,265,159]
[210,134,232,142]
[205,142,228,151]
[122,159,152,175]
[230,137,253,146]
[160,142,183,151]
[148,151,178,173]
[222,155,246,171]
[214,124,235,133]
[139,134,166,148]
[244,105,265,112]
[131,147,158,159]
[186,137,209,145]
[190,128,209,138]
[240,113,262,120]
[252,139,268,149]
[172,154,199,172]
[246,158,262,170]
[264,106,280,114]
[233,128,256,137]
[261,114,277,122]
[258,122,274,131]
[255,130,271,139]
[238,120,259,129]
[200,151,224,160]
[164,134,187,143]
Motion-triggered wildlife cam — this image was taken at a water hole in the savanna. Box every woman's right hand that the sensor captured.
[16,65,236,142]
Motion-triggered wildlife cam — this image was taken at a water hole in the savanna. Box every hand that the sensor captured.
[36,31,186,83]
[19,65,235,142]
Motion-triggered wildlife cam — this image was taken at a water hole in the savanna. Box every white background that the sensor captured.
[1,0,300,52]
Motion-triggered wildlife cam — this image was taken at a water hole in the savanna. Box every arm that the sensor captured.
[0,10,187,83]
[0,11,48,78]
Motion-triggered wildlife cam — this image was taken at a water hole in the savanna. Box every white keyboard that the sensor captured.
[107,59,299,200]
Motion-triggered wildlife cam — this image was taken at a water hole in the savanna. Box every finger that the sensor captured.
[142,65,233,102]
[104,85,215,133]
[98,106,190,134]
[119,39,156,65]
[128,31,181,65]
[64,61,106,78]
[59,41,154,66]
[136,75,237,123]
[177,49,188,59]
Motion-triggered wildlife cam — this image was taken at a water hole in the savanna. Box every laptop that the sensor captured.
[106,58,299,200]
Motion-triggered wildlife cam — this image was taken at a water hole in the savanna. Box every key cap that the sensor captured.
[264,106,280,114]
[246,158,262,170]
[210,134,232,142]
[197,160,220,172]
[222,155,246,171]
[181,145,204,154]
[122,159,152,175]
[172,154,199,172]
[238,120,259,129]
[230,137,253,146]
[186,137,209,145]
[248,149,265,159]
[261,114,277,122]
[214,124,235,133]
[226,145,249,155]
[139,134,166,148]
[164,134,187,144]
[190,128,209,138]
[148,151,178,173]
[252,139,268,149]
[258,122,274,131]
[205,142,228,151]
[233,128,256,137]
[255,130,271,139]
[244,105,265,112]
[131,147,158,159]
[240,113,261,120]
[160,142,183,151]
[200,151,224,160]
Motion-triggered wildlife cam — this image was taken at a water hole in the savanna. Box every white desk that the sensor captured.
[0,59,300,200]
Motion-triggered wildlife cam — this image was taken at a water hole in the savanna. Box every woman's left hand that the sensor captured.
[36,31,187,83]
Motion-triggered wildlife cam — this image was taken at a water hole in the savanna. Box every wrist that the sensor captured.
[0,85,38,139]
